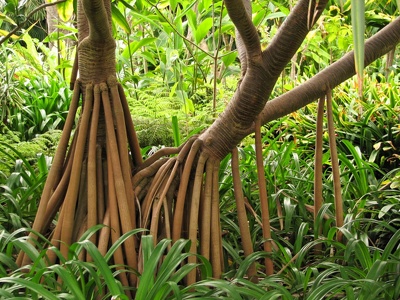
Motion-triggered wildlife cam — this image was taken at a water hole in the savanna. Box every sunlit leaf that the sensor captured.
[195,18,213,44]
[52,0,74,22]
[172,116,181,147]
[121,37,157,61]
[0,12,16,25]
[111,4,131,34]
[221,51,237,67]
[0,29,19,39]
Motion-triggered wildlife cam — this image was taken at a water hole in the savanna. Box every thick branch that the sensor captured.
[200,0,328,160]
[255,16,400,130]
[81,0,113,42]
[77,0,115,86]
[225,0,260,60]
[261,0,327,79]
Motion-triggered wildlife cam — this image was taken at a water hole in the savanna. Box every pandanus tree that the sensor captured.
[17,0,400,294]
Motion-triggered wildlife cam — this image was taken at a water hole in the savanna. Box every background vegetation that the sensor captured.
[0,0,399,298]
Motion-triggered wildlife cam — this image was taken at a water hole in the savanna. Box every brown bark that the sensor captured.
[256,16,400,130]
[78,0,115,86]
[200,10,400,160]
[199,0,328,160]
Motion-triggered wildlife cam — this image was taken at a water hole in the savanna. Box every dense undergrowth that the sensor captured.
[1,71,399,298]
[1,0,400,298]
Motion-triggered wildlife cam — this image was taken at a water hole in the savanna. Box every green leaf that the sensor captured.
[0,12,17,25]
[307,278,348,300]
[186,9,197,33]
[170,0,178,11]
[79,240,124,297]
[351,0,365,97]
[121,38,157,61]
[118,0,136,10]
[294,222,309,256]
[365,260,387,280]
[354,240,372,270]
[136,236,170,299]
[182,98,194,114]
[382,229,400,261]
[148,239,193,299]
[172,116,181,147]
[49,265,85,300]
[104,228,145,262]
[55,0,74,22]
[112,4,131,34]
[174,0,197,21]
[0,277,59,300]
[378,204,396,218]
[221,51,237,67]
[265,12,287,21]
[235,251,267,279]
[195,18,213,44]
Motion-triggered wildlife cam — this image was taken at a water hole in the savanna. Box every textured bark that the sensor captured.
[256,16,400,130]
[200,0,328,160]
[78,0,115,87]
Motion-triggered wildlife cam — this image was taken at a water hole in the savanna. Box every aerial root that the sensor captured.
[17,76,142,294]
[255,116,274,276]
[133,137,225,283]
[17,74,263,292]
[231,147,258,282]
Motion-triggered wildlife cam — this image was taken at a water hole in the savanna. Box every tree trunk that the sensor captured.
[18,0,400,296]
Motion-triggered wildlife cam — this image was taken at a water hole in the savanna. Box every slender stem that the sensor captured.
[232,147,258,282]
[106,139,131,297]
[314,95,325,254]
[132,158,169,187]
[210,160,222,278]
[212,2,224,114]
[96,146,105,224]
[142,158,174,231]
[255,116,274,275]
[150,158,180,240]
[59,83,93,259]
[172,139,202,241]
[101,82,137,285]
[187,152,208,285]
[117,83,143,167]
[109,78,137,237]
[98,209,111,256]
[326,91,344,242]
[200,159,215,260]
[87,84,101,249]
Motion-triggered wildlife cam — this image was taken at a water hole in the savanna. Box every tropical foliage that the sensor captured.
[0,0,399,298]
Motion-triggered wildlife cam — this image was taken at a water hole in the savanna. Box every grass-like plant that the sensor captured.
[7,72,72,141]
[0,142,51,232]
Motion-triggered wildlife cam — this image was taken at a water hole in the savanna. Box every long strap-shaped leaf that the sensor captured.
[351,0,365,97]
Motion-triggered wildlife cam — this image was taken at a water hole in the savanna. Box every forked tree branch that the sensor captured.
[225,0,261,60]
[199,0,329,160]
[254,16,400,132]
[261,0,327,78]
